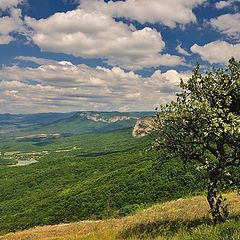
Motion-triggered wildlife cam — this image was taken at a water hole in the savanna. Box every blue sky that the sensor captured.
[0,0,239,113]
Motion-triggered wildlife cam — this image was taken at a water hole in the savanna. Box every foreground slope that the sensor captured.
[2,192,240,240]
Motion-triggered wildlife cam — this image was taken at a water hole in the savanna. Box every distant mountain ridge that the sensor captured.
[0,111,154,138]
[0,112,76,125]
[0,111,153,124]
[36,111,154,135]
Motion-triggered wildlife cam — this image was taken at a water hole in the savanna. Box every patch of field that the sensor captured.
[14,159,39,166]
[2,192,240,240]
[1,147,82,167]
[1,151,49,167]
[4,151,21,156]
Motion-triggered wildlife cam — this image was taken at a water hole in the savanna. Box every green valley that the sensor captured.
[0,112,205,235]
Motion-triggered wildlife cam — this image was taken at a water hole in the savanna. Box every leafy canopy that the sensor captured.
[154,58,240,189]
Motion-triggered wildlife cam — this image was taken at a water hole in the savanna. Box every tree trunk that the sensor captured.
[207,180,228,224]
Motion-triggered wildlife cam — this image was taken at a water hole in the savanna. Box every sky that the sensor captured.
[0,0,239,113]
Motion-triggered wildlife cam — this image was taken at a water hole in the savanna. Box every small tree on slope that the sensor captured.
[154,58,240,223]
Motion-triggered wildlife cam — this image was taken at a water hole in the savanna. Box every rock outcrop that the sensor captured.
[79,112,138,123]
[132,117,155,137]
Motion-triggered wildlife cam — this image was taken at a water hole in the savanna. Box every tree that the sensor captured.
[154,58,240,223]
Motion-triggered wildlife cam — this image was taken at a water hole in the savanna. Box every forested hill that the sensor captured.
[0,111,205,235]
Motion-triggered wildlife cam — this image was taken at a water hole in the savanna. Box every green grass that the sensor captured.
[2,193,240,240]
[122,218,240,240]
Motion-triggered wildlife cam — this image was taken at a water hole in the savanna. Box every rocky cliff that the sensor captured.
[79,112,138,123]
[132,116,155,137]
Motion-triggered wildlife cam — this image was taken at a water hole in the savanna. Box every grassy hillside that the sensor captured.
[2,192,240,240]
[0,128,205,234]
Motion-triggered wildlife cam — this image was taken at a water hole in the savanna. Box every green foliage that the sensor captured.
[121,217,240,239]
[154,58,240,223]
[0,128,205,234]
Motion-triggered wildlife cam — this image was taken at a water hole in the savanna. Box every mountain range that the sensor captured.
[0,111,154,138]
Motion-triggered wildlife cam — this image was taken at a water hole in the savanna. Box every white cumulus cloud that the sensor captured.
[191,40,240,64]
[215,0,240,9]
[24,9,184,70]
[0,57,190,113]
[79,0,207,28]
[0,0,23,11]
[210,13,240,40]
[0,8,24,45]
[0,35,14,44]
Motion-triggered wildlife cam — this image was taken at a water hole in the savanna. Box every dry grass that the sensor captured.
[1,192,240,240]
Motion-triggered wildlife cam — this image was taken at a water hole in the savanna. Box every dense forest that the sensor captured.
[0,119,205,234]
